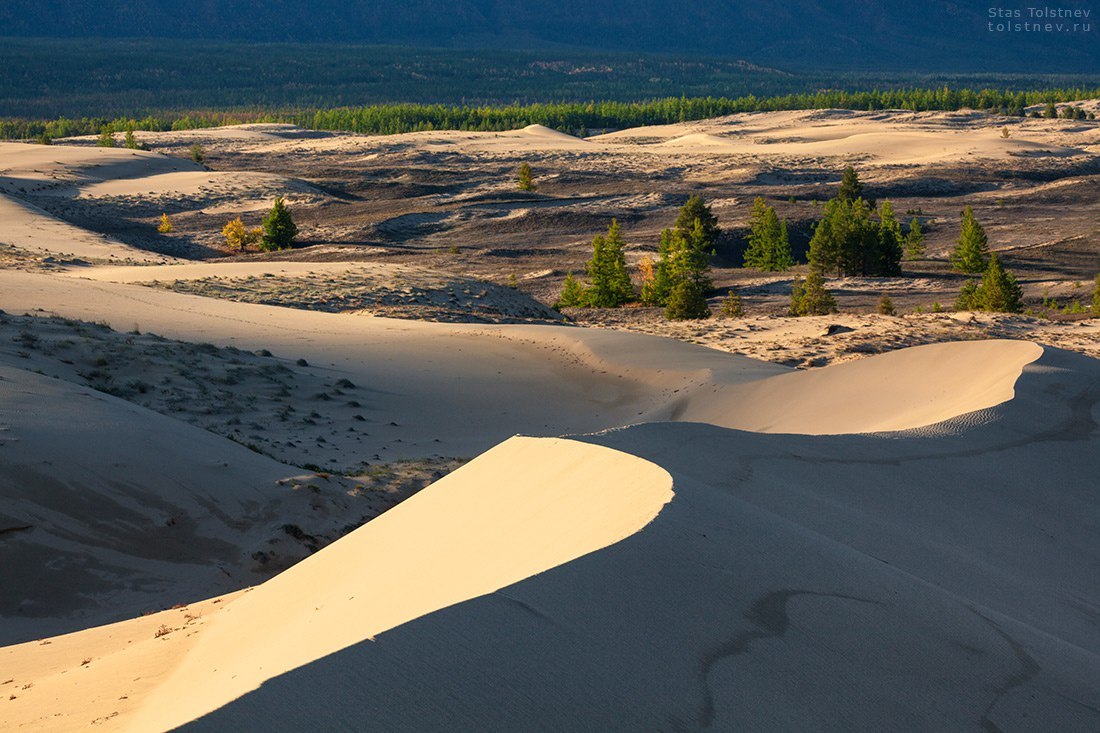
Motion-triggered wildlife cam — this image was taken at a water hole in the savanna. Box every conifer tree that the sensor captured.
[904,218,926,260]
[585,219,633,307]
[674,194,719,248]
[789,271,838,316]
[743,197,793,272]
[955,254,1023,313]
[876,200,903,276]
[189,143,205,163]
[951,206,990,273]
[720,290,744,318]
[97,126,115,148]
[665,280,710,320]
[124,126,139,150]
[261,197,298,251]
[555,272,588,309]
[837,166,863,203]
[517,162,536,192]
[1092,274,1100,317]
[157,213,173,234]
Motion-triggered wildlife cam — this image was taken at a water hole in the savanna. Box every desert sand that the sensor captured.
[1,111,1098,731]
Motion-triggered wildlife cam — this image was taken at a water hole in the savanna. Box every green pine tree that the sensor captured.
[904,218,926,260]
[665,280,710,320]
[955,254,1023,313]
[555,272,589,309]
[124,125,139,150]
[97,126,116,148]
[951,206,990,273]
[876,200,903,276]
[720,290,744,318]
[837,166,863,203]
[517,162,536,192]
[585,219,634,308]
[673,194,719,249]
[260,197,298,251]
[1092,274,1100,317]
[743,197,793,272]
[789,271,838,316]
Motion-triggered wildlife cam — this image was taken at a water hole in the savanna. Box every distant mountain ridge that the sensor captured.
[1,0,1097,72]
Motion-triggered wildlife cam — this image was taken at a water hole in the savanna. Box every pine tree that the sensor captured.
[1044,101,1058,118]
[665,280,710,320]
[97,127,115,148]
[789,271,838,316]
[978,254,1023,312]
[673,194,719,249]
[124,126,139,150]
[585,219,633,307]
[955,254,1023,313]
[189,143,205,163]
[517,162,536,192]
[157,213,173,234]
[876,200,903,276]
[904,218,926,260]
[951,206,990,273]
[837,166,863,203]
[261,197,298,251]
[555,272,588,308]
[743,197,793,272]
[720,291,744,318]
[1091,274,1100,317]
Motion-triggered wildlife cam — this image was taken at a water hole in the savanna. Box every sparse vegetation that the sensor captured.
[188,143,204,163]
[96,126,114,147]
[157,213,173,234]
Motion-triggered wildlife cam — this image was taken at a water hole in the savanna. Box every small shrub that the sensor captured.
[157,213,173,234]
[188,143,204,163]
[877,294,896,316]
[517,162,536,192]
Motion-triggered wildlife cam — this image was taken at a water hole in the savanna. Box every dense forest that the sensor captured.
[0,0,1096,72]
[3,86,1098,141]
[2,39,1099,119]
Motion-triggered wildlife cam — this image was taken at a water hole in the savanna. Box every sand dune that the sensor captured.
[0,193,176,263]
[3,345,1095,731]
[676,339,1044,434]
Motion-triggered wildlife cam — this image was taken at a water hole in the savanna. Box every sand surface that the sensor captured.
[1,113,1098,731]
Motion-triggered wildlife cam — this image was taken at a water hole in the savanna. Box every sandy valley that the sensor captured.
[0,108,1098,731]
